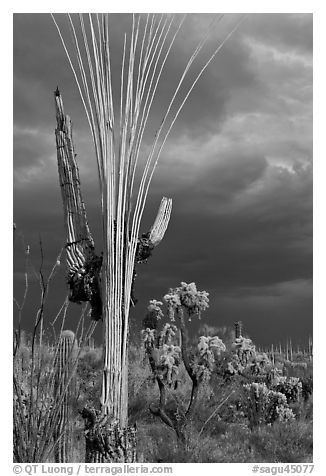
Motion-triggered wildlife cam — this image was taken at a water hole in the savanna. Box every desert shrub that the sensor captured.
[272,376,302,404]
[250,420,313,462]
[289,392,313,420]
[243,382,295,428]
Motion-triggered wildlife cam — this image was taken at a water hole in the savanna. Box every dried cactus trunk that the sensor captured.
[54,330,78,463]
[54,89,103,320]
[80,409,137,463]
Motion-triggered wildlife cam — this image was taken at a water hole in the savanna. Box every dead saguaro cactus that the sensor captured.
[54,88,172,461]
[54,88,172,318]
[52,12,243,463]
[53,330,78,463]
[80,408,137,463]
[54,89,103,320]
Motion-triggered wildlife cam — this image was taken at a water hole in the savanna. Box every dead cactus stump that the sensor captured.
[80,408,137,463]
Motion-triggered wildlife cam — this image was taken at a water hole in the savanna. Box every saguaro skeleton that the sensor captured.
[54,84,172,460]
[55,87,172,319]
[52,12,243,462]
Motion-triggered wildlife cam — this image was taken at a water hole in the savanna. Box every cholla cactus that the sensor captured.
[248,351,275,381]
[164,281,209,322]
[143,283,212,440]
[163,293,181,322]
[243,382,295,428]
[193,335,226,381]
[142,322,181,387]
[148,300,164,315]
[232,336,256,365]
[159,344,182,386]
[158,323,178,347]
[225,354,245,377]
[272,376,302,404]
[198,335,226,356]
[142,300,164,330]
[276,405,296,422]
[141,328,156,347]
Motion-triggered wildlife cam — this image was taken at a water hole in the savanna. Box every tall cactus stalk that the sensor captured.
[54,330,78,463]
[55,89,103,321]
[271,343,275,365]
[308,336,313,360]
[54,88,172,461]
[234,321,242,339]
[52,13,243,462]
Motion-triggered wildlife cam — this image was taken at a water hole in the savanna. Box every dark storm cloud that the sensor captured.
[13,126,48,172]
[133,154,312,345]
[152,156,312,283]
[13,14,256,137]
[13,13,312,345]
[241,13,313,55]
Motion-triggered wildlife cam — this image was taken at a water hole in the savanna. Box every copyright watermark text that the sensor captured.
[13,465,173,475]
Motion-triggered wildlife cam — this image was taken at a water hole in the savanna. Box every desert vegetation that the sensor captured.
[13,12,312,464]
[13,315,313,463]
[13,245,313,462]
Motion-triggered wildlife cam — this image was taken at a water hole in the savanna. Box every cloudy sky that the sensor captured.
[13,13,312,347]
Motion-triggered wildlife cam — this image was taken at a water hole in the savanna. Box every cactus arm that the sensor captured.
[54,89,102,320]
[53,330,78,463]
[135,197,172,264]
[149,197,172,247]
